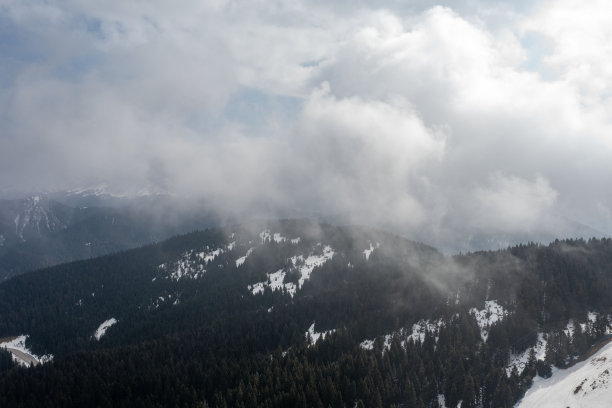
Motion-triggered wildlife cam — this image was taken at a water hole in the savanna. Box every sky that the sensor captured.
[1,0,611,245]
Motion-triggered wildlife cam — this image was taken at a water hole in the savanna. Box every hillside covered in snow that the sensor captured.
[518,339,612,408]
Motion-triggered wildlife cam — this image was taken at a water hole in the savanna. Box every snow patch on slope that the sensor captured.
[518,339,612,408]
[470,300,508,342]
[363,242,380,260]
[159,244,229,281]
[360,339,375,350]
[507,333,548,375]
[259,230,300,244]
[236,247,254,267]
[360,318,445,351]
[290,245,335,289]
[0,335,53,367]
[248,245,334,297]
[249,269,296,296]
[305,322,335,346]
[94,318,117,340]
[564,313,600,339]
[260,230,272,243]
[409,319,446,343]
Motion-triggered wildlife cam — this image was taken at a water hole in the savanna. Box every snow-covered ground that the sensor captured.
[517,339,612,408]
[507,333,548,375]
[564,312,600,338]
[259,230,300,245]
[159,244,229,281]
[305,322,335,345]
[248,245,334,297]
[363,242,380,261]
[0,335,53,367]
[360,339,375,350]
[470,300,508,341]
[360,318,445,351]
[94,318,117,340]
[408,319,445,343]
[290,245,335,289]
[235,247,254,267]
[259,230,272,243]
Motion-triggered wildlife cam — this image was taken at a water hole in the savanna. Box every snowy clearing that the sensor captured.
[235,247,254,267]
[248,269,294,296]
[248,246,334,297]
[507,333,547,376]
[0,335,53,367]
[94,318,117,340]
[259,230,300,244]
[360,339,375,350]
[260,230,271,243]
[470,300,508,342]
[290,245,335,289]
[360,318,445,352]
[305,322,335,346]
[517,339,612,408]
[363,242,380,260]
[409,319,445,343]
[159,245,227,281]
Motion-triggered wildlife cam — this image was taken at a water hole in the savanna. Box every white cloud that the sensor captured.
[473,174,558,233]
[1,0,612,246]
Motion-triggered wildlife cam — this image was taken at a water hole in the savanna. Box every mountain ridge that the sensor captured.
[0,220,611,407]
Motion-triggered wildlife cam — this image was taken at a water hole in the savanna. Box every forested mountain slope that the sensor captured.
[0,219,610,407]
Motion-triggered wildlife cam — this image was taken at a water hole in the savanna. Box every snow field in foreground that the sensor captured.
[517,340,612,408]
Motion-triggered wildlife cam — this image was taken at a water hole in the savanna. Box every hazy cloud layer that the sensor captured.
[1,0,611,245]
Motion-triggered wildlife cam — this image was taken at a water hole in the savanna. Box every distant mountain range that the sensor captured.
[0,191,221,281]
[0,187,607,281]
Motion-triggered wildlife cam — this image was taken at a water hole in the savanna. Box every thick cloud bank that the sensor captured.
[1,0,611,245]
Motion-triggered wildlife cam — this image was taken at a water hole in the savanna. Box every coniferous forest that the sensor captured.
[0,220,611,407]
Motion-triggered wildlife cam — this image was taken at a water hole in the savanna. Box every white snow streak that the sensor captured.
[235,247,254,267]
[94,318,117,340]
